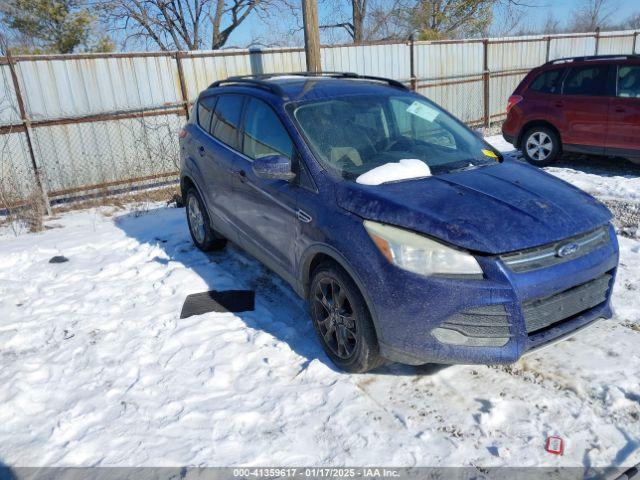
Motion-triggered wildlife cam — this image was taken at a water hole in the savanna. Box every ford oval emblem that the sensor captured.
[557,242,580,258]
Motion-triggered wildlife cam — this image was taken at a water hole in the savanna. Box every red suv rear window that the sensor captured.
[528,69,565,94]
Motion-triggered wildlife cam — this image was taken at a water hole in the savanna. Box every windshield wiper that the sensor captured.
[447,161,493,173]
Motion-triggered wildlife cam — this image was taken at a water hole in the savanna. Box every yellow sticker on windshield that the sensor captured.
[482,149,498,158]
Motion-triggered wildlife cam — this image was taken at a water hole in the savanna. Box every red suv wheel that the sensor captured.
[522,126,560,167]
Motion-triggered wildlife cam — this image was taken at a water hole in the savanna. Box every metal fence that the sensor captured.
[1,29,639,211]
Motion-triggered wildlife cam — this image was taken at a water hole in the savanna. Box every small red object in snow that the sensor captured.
[546,436,564,455]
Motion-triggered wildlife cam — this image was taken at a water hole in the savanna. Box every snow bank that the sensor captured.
[356,159,431,185]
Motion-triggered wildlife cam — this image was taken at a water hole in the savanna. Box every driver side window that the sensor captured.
[389,98,456,149]
[242,98,293,160]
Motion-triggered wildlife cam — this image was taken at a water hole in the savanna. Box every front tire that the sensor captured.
[309,262,383,373]
[185,188,226,251]
[522,126,560,167]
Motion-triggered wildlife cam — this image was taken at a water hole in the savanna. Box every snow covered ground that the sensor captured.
[0,145,639,469]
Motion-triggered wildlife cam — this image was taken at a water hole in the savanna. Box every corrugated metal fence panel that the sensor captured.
[414,41,484,79]
[0,65,21,126]
[31,114,183,194]
[417,77,484,124]
[549,34,597,60]
[181,51,252,101]
[16,55,181,120]
[181,48,307,102]
[321,43,411,80]
[598,32,635,55]
[253,48,306,74]
[488,36,547,71]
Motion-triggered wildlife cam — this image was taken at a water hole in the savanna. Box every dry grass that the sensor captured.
[52,184,181,216]
[0,182,46,235]
[1,183,181,236]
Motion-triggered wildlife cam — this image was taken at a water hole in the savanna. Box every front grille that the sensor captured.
[523,273,612,335]
[500,226,609,273]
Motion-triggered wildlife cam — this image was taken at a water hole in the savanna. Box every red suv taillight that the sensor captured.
[178,128,188,139]
[506,95,523,113]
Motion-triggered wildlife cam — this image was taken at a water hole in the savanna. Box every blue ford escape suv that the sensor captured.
[179,72,619,373]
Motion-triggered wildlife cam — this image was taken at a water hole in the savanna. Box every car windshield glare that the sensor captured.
[292,93,499,182]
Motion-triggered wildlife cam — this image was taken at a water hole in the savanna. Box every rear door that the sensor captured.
[202,94,246,235]
[522,67,566,118]
[606,62,640,158]
[188,94,235,239]
[231,96,299,277]
[558,64,612,153]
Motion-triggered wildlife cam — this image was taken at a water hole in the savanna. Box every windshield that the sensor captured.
[292,93,500,182]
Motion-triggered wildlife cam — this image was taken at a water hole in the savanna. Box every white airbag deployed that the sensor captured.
[356,159,431,185]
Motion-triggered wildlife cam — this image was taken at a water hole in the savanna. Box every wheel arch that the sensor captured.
[517,120,562,151]
[299,244,381,337]
[180,174,212,214]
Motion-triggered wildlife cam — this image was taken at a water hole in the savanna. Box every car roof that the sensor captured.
[205,73,409,103]
[542,54,640,68]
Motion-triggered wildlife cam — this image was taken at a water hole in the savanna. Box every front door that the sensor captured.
[231,97,299,277]
[606,63,640,158]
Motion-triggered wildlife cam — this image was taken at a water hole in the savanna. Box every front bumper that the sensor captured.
[368,224,619,365]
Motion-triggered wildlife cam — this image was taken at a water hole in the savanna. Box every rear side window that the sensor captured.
[211,95,244,150]
[529,69,564,94]
[617,65,640,98]
[242,98,293,159]
[563,66,609,96]
[197,96,216,132]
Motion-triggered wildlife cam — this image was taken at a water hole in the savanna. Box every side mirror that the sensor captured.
[252,155,296,181]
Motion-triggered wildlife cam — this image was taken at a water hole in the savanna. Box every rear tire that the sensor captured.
[309,262,383,373]
[521,126,560,167]
[185,188,226,252]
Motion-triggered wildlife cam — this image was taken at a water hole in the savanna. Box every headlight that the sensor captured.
[364,220,483,277]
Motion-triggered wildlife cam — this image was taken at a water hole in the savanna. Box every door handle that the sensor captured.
[198,145,205,156]
[236,169,247,182]
[297,209,312,223]
[615,106,626,113]
[554,101,564,108]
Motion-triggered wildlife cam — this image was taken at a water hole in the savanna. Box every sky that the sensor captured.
[226,0,640,49]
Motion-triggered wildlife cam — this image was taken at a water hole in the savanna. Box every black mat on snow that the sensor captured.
[180,290,255,319]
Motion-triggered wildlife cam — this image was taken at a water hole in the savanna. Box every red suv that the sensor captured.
[502,55,640,166]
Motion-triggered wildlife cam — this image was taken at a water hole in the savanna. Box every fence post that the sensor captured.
[482,39,490,128]
[633,31,638,54]
[545,35,551,62]
[175,51,190,120]
[595,27,600,55]
[5,48,51,215]
[409,34,417,91]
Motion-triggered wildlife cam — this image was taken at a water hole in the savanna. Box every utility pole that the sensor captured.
[302,0,321,72]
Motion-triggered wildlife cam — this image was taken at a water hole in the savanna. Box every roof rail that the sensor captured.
[208,71,408,96]
[546,54,640,65]
[208,78,287,97]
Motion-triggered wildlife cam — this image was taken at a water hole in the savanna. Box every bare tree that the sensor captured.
[323,0,540,43]
[319,0,367,43]
[568,0,617,32]
[100,0,282,51]
[626,12,640,30]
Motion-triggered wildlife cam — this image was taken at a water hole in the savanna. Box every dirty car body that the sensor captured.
[179,73,619,369]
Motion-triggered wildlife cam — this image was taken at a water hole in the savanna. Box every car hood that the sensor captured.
[335,161,612,254]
